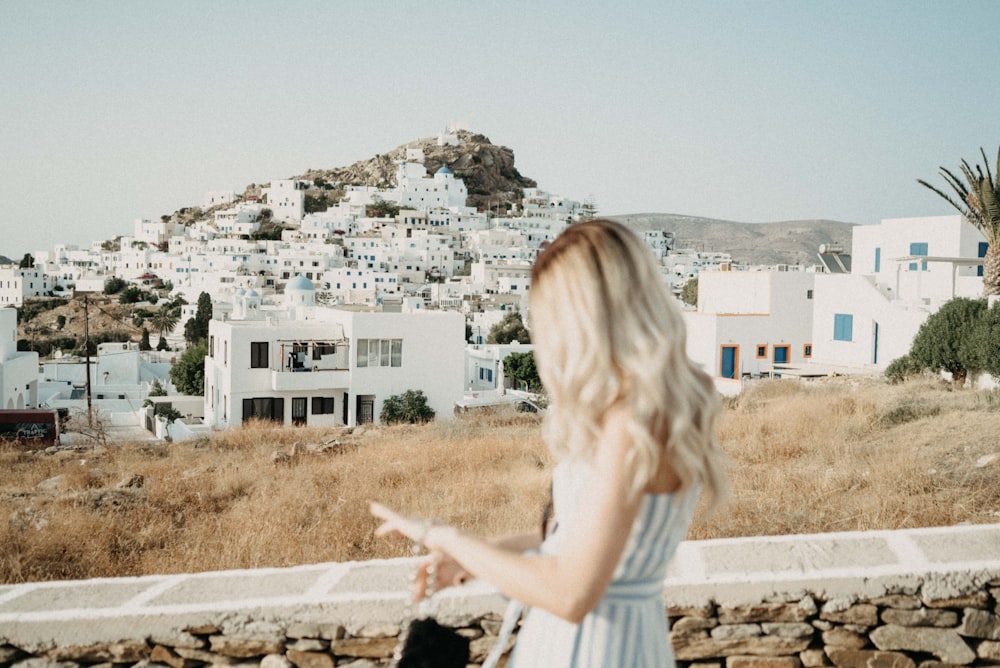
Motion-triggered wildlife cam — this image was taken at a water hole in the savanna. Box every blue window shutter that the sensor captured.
[979,242,988,277]
[834,314,854,342]
[874,247,881,273]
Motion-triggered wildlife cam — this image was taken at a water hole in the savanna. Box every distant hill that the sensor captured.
[609,213,857,267]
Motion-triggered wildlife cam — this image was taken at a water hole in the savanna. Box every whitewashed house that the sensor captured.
[811,215,988,371]
[684,269,817,392]
[204,276,465,428]
[263,180,307,223]
[0,308,40,409]
[465,342,534,391]
[0,266,54,306]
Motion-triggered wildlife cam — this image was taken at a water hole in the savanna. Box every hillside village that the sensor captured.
[0,128,994,442]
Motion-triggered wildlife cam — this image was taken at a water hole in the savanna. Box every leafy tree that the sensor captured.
[118,285,151,304]
[487,311,531,344]
[148,378,167,396]
[139,327,152,351]
[367,198,400,218]
[680,277,699,307]
[183,292,212,344]
[104,276,127,295]
[380,389,435,424]
[56,314,66,330]
[157,334,169,351]
[18,253,34,269]
[909,297,987,385]
[503,351,543,393]
[918,146,1000,296]
[963,302,1000,378]
[149,303,180,340]
[169,339,208,396]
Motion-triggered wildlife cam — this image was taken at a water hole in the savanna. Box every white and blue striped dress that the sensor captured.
[507,459,698,667]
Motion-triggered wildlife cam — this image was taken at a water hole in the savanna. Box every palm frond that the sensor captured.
[917,178,974,218]
[981,147,994,188]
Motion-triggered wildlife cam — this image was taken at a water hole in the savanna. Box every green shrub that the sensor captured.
[884,355,923,384]
[380,390,435,425]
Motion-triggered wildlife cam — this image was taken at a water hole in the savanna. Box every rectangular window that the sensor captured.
[806,289,813,299]
[756,344,767,359]
[356,339,403,368]
[209,335,215,358]
[909,242,928,271]
[834,314,854,342]
[874,247,881,273]
[250,342,269,368]
[978,242,988,277]
[242,397,284,422]
[803,344,813,358]
[312,397,335,414]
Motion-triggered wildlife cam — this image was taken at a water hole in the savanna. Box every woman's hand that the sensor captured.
[414,554,471,601]
[370,502,470,601]
[370,501,434,545]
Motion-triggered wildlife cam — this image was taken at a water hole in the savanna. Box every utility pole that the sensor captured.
[84,295,92,427]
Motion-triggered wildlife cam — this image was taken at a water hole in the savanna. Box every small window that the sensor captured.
[978,242,988,277]
[834,314,854,342]
[803,344,813,358]
[909,242,928,271]
[250,342,269,368]
[311,397,335,414]
[756,344,767,359]
[806,289,813,299]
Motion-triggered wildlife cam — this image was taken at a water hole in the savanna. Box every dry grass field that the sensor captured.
[2,377,999,584]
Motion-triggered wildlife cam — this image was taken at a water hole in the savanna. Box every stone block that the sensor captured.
[922,592,990,609]
[285,649,334,668]
[174,647,236,664]
[820,604,879,626]
[669,602,715,618]
[799,649,828,667]
[712,625,763,640]
[673,635,812,661]
[183,624,220,636]
[977,640,1000,660]
[821,628,867,649]
[825,648,915,668]
[456,627,483,639]
[287,639,328,652]
[674,617,719,634]
[881,608,958,628]
[330,638,397,659]
[150,645,198,668]
[958,608,1000,640]
[353,624,399,639]
[335,661,378,668]
[470,634,512,662]
[761,623,813,639]
[148,633,205,650]
[46,641,150,663]
[870,625,975,664]
[260,655,292,668]
[726,656,801,668]
[11,659,80,668]
[209,636,284,658]
[720,601,815,624]
[870,595,921,610]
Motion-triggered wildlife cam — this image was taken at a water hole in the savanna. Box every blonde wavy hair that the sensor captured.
[529,219,728,509]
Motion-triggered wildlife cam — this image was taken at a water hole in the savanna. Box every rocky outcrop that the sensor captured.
[297,131,536,212]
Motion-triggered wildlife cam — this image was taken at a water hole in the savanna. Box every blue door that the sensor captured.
[773,345,789,364]
[873,321,879,365]
[721,346,738,379]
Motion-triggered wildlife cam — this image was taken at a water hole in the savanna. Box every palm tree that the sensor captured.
[918,146,1000,297]
[148,304,181,342]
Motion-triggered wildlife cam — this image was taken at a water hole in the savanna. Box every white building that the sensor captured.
[394,149,469,211]
[263,180,307,222]
[204,276,465,428]
[0,266,55,306]
[811,215,988,372]
[465,343,534,391]
[133,218,177,246]
[0,307,40,409]
[684,269,817,392]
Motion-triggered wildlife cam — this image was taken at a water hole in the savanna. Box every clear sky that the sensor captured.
[2,1,998,259]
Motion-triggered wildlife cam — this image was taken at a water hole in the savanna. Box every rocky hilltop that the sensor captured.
[611,213,856,267]
[295,130,537,213]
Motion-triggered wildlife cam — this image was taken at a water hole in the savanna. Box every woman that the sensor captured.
[372,219,727,666]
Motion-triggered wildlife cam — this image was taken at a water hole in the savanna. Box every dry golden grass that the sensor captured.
[2,379,999,584]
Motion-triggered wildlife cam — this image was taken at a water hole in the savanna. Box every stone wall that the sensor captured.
[2,524,999,667]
